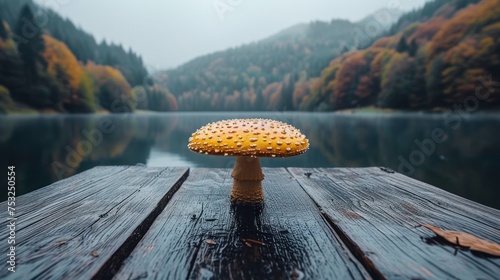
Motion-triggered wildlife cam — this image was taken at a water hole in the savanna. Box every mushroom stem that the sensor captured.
[230,156,264,204]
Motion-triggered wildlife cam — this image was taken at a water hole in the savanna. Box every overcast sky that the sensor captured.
[35,0,430,70]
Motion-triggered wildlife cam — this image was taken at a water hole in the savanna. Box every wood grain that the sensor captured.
[115,168,370,280]
[0,166,189,280]
[289,167,500,280]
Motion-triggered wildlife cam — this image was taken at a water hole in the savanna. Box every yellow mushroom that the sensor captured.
[187,118,309,204]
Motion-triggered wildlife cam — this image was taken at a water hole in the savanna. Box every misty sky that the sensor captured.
[35,0,430,70]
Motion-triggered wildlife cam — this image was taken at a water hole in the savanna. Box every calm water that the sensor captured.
[1,112,499,209]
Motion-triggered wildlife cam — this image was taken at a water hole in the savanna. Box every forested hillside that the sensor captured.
[157,14,396,111]
[0,0,177,113]
[159,0,497,112]
[300,0,499,111]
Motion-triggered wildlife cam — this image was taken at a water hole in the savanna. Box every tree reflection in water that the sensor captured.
[1,112,499,209]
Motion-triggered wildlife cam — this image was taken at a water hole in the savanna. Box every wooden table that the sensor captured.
[1,167,499,279]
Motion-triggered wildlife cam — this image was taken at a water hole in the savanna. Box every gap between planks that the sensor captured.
[286,168,387,280]
[289,167,500,280]
[0,166,189,280]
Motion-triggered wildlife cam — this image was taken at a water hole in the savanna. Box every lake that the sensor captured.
[1,112,499,209]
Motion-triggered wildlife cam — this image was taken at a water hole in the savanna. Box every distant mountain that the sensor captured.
[157,0,493,112]
[261,23,309,42]
[156,14,393,111]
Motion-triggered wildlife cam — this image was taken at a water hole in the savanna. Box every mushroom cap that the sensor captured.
[188,118,309,158]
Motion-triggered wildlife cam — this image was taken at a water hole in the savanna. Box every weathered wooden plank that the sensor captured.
[290,167,500,280]
[0,166,189,280]
[115,168,370,280]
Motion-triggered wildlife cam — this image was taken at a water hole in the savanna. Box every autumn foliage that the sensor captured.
[298,0,500,111]
[85,62,133,112]
[43,35,82,94]
[2,0,499,113]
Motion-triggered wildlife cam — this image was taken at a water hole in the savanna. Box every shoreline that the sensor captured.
[3,106,500,116]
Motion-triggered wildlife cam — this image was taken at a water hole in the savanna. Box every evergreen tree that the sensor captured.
[0,18,7,40]
[282,73,297,110]
[454,0,470,10]
[0,39,30,101]
[396,36,409,53]
[15,5,45,85]
[409,39,418,57]
[426,54,445,107]
[341,45,350,54]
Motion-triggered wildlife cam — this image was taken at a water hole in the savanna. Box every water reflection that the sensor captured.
[1,112,499,209]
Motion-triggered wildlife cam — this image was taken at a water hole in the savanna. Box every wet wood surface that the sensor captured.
[289,167,500,280]
[2,166,499,279]
[0,166,189,280]
[115,168,369,280]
